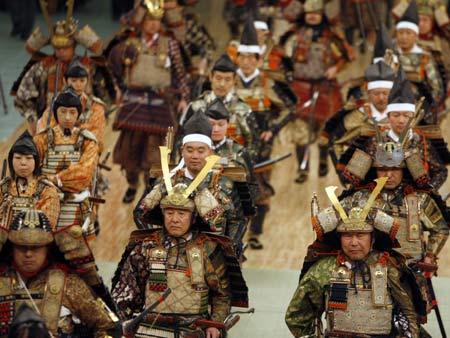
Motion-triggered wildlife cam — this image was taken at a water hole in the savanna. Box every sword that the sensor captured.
[254,152,292,173]
[424,272,447,338]
[47,62,60,130]
[0,74,8,115]
[124,288,172,336]
[300,90,320,171]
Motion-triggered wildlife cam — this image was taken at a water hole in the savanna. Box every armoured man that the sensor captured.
[281,0,354,183]
[339,72,449,190]
[339,126,449,325]
[234,17,293,249]
[182,54,258,160]
[107,0,190,203]
[285,178,420,338]
[12,0,112,135]
[112,150,248,338]
[394,0,450,101]
[0,131,60,244]
[394,0,445,122]
[36,60,107,150]
[0,209,118,338]
[321,61,395,174]
[135,113,247,257]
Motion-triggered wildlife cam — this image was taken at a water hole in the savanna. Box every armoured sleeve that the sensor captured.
[265,78,290,127]
[204,241,231,322]
[63,274,115,338]
[85,101,107,147]
[36,184,61,229]
[112,241,150,320]
[56,139,99,193]
[33,132,48,165]
[386,260,419,338]
[425,56,444,104]
[168,38,190,101]
[14,62,47,122]
[419,193,449,257]
[285,257,333,337]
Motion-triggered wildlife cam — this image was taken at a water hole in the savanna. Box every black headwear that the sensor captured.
[373,22,395,61]
[52,85,82,122]
[183,111,212,141]
[8,130,40,179]
[64,59,89,79]
[364,61,395,89]
[387,70,416,113]
[238,15,260,55]
[8,304,50,338]
[397,0,419,32]
[212,54,236,73]
[205,98,230,120]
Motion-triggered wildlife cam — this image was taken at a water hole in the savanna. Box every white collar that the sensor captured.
[213,137,227,150]
[369,103,388,121]
[237,68,260,84]
[260,44,267,55]
[210,91,234,104]
[388,128,413,142]
[183,167,194,180]
[142,33,159,46]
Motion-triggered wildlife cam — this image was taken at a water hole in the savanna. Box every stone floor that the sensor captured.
[1,1,450,337]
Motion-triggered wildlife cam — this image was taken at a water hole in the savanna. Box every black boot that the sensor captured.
[319,146,329,177]
[122,187,137,203]
[249,205,269,249]
[295,145,309,184]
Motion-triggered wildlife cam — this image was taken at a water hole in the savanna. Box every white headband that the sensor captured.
[396,21,419,34]
[182,133,212,148]
[368,80,394,90]
[237,45,262,55]
[254,21,268,30]
[386,103,415,113]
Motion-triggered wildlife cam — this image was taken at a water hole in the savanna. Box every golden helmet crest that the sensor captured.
[304,0,324,12]
[143,0,165,19]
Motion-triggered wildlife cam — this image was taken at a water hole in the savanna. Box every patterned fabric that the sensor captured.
[0,264,115,338]
[184,13,216,61]
[0,177,60,229]
[285,252,419,338]
[112,231,231,324]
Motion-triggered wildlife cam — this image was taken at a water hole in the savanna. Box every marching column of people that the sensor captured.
[1,0,450,337]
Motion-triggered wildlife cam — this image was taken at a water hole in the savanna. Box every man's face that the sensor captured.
[54,46,75,62]
[12,153,35,179]
[209,118,229,142]
[256,29,269,45]
[368,88,390,112]
[396,28,418,52]
[163,208,192,237]
[305,11,323,25]
[141,18,161,35]
[237,53,259,77]
[13,245,48,274]
[181,142,211,175]
[419,14,434,35]
[56,106,79,130]
[341,232,372,261]
[210,71,235,98]
[388,110,414,135]
[67,77,88,96]
[377,168,404,189]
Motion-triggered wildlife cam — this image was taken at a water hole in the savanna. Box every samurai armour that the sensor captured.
[326,263,393,336]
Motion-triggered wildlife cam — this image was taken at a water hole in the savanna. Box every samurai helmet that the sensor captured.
[304,0,324,12]
[8,209,54,246]
[142,0,165,19]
